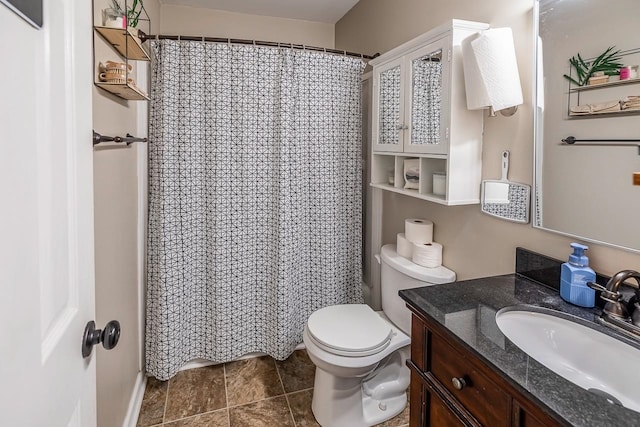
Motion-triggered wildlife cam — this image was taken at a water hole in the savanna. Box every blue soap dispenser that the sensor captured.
[560,243,596,307]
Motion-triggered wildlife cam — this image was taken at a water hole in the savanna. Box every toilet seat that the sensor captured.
[306,304,393,357]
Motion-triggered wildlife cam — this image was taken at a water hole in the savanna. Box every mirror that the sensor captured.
[534,0,640,251]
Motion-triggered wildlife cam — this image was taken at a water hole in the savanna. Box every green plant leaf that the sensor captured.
[563,74,582,86]
[564,46,624,86]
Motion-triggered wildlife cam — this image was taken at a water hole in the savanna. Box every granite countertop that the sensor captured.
[399,274,640,427]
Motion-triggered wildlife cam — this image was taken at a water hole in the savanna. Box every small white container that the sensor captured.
[432,172,446,196]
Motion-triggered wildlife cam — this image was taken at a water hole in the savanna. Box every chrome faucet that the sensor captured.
[588,270,640,340]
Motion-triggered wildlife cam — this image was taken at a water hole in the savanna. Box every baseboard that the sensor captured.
[122,372,147,427]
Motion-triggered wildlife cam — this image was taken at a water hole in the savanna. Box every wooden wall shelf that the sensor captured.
[95,82,150,100]
[94,26,150,61]
[570,77,640,92]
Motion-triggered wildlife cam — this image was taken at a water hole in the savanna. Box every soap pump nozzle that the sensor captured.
[569,243,590,267]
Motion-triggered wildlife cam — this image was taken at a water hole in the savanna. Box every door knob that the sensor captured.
[82,320,121,358]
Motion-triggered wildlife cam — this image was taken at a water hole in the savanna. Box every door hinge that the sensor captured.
[445,127,450,140]
[447,48,452,62]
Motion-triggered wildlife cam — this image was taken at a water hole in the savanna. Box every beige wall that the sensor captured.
[336,0,640,279]
[159,4,335,48]
[92,1,160,426]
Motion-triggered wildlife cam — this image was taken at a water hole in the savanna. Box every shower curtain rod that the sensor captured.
[138,31,378,60]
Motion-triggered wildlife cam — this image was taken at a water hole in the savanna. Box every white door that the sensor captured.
[0,1,97,426]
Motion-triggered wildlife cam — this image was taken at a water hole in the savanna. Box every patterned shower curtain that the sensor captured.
[146,40,365,380]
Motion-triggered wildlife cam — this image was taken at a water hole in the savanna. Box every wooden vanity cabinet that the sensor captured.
[407,309,566,427]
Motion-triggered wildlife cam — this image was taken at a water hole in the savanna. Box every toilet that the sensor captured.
[303,244,456,427]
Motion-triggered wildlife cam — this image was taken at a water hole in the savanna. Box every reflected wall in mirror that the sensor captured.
[535,0,640,251]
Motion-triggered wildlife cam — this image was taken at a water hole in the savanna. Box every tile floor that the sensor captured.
[136,350,409,427]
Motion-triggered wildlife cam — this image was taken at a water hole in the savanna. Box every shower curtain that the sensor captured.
[146,40,366,380]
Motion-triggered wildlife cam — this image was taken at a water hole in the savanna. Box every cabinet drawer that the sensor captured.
[430,332,511,426]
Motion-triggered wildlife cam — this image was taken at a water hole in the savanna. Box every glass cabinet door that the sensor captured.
[405,40,450,154]
[374,58,404,152]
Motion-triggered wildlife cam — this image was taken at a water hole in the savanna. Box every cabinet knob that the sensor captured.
[451,377,466,390]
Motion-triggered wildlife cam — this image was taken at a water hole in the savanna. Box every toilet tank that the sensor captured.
[380,244,456,334]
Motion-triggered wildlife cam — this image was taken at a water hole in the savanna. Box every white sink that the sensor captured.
[495,308,640,412]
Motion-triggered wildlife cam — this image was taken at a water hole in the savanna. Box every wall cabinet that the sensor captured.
[370,20,488,205]
[406,309,564,427]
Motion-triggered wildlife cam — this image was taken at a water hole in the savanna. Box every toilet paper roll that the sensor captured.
[397,233,413,259]
[412,242,443,268]
[405,218,433,244]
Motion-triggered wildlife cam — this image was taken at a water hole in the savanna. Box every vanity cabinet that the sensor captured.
[370,20,488,205]
[406,309,565,427]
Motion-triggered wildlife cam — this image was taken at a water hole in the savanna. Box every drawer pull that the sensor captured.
[452,377,466,390]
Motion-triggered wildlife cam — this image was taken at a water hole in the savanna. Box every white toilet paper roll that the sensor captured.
[412,242,443,268]
[405,219,433,244]
[397,233,413,259]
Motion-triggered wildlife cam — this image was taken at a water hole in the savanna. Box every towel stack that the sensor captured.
[570,100,620,116]
[570,95,640,116]
[622,96,640,111]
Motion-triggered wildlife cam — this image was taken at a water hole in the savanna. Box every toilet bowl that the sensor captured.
[303,244,456,427]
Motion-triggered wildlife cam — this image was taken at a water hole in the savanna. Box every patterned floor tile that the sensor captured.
[286,389,320,427]
[228,396,294,427]
[136,377,168,427]
[163,409,229,427]
[164,365,227,422]
[137,354,410,426]
[275,350,316,393]
[225,356,284,406]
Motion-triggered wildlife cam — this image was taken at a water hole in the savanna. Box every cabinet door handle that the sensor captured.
[396,124,404,130]
[451,377,466,390]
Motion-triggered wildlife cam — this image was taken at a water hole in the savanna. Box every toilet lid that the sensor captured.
[307,304,392,356]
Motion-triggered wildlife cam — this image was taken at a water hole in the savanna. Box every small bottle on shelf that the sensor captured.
[620,66,631,80]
